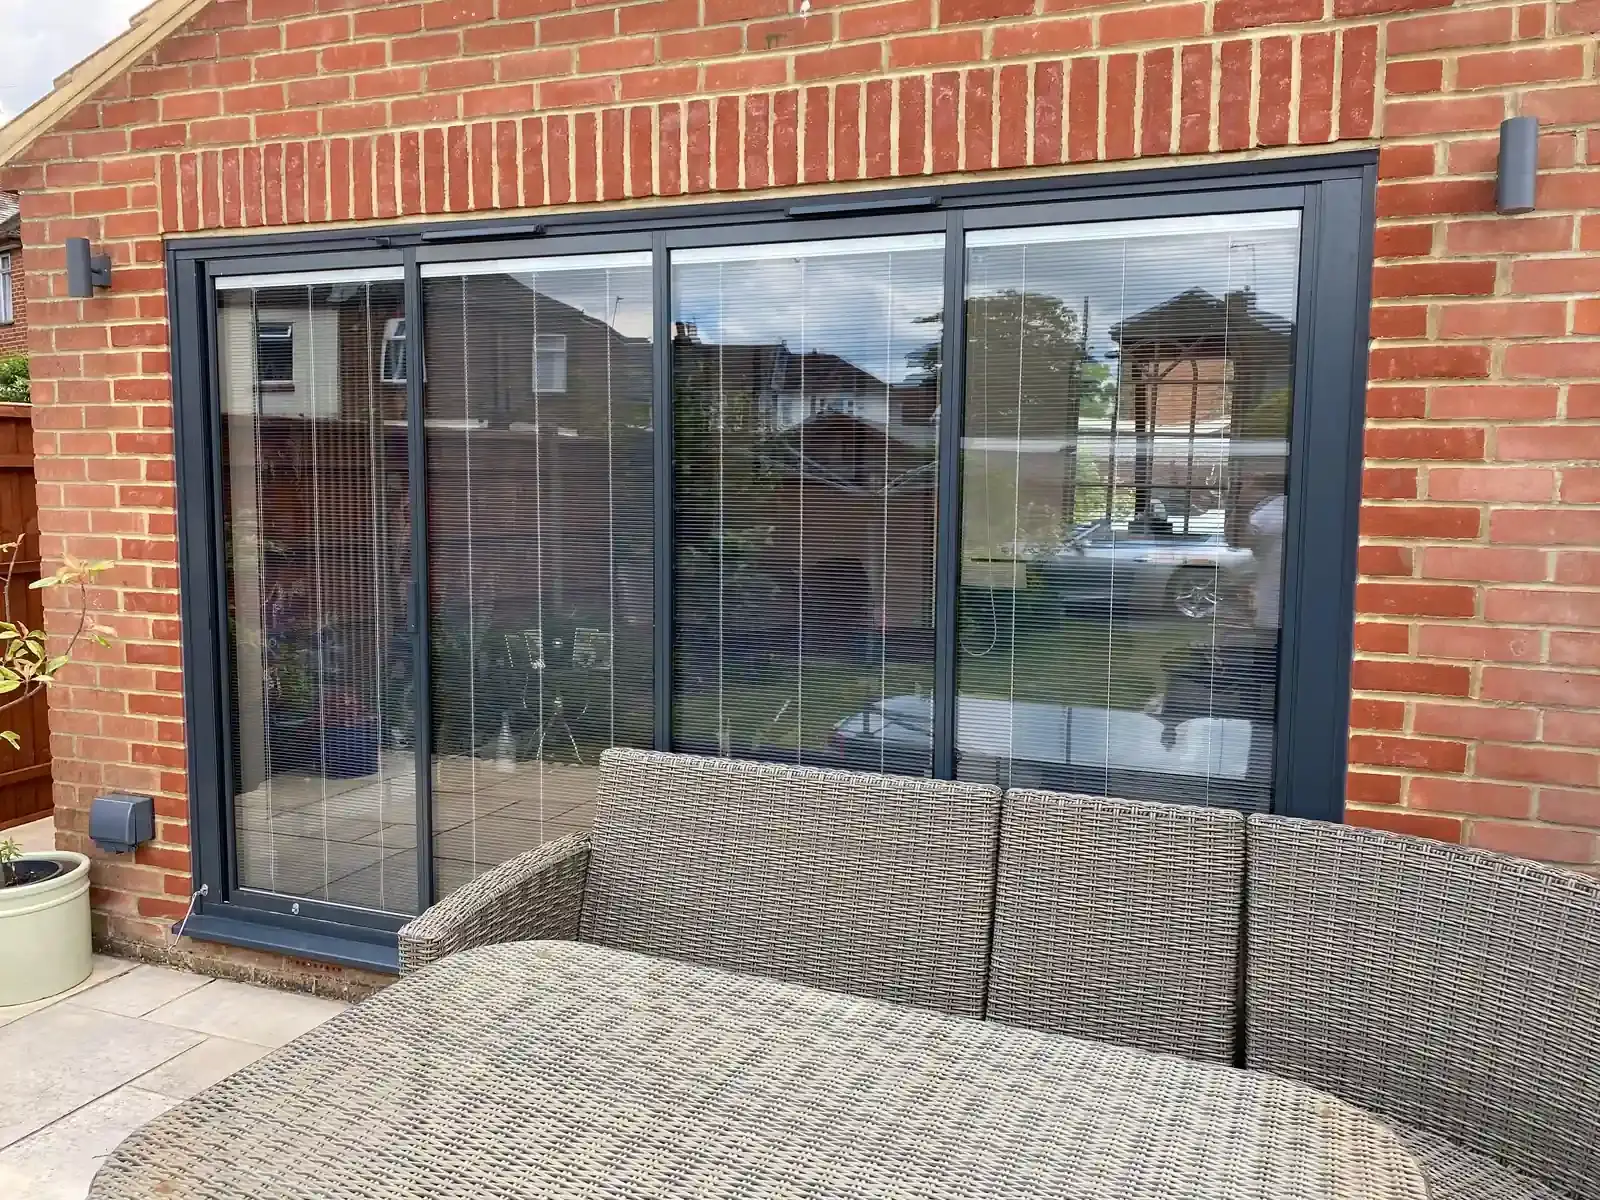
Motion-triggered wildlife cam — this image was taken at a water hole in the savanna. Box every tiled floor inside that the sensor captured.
[0,821,348,1199]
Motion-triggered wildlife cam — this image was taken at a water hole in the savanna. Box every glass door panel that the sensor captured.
[670,235,945,773]
[421,253,655,896]
[956,212,1300,811]
[217,268,418,914]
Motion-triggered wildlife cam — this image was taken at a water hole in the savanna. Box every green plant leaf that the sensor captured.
[0,731,20,750]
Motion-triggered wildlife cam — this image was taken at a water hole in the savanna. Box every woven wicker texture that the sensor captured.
[987,789,1246,1064]
[91,941,1429,1200]
[580,748,1004,1016]
[1246,815,1600,1200]
[1391,1124,1571,1200]
[397,834,590,974]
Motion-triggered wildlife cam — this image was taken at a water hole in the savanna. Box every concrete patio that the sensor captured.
[0,820,349,1199]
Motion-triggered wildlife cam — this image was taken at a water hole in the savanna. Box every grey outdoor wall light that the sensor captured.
[66,236,113,297]
[1496,115,1539,215]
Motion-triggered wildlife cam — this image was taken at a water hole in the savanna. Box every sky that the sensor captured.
[0,0,149,126]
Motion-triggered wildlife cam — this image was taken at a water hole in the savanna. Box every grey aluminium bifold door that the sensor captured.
[177,159,1373,963]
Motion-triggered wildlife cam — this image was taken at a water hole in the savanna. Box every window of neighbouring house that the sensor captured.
[1,254,15,325]
[380,318,407,384]
[256,322,294,389]
[534,332,568,394]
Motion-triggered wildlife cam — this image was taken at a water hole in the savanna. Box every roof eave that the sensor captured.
[0,0,214,172]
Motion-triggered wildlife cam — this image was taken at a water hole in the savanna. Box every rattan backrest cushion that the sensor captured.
[581,748,1004,1016]
[987,789,1246,1064]
[1246,815,1600,1200]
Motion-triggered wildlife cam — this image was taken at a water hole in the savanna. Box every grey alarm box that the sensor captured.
[89,793,155,855]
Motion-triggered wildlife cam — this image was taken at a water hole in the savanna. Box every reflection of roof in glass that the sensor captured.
[1111,287,1294,353]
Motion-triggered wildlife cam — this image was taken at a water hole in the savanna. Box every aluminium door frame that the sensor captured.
[166,152,1375,967]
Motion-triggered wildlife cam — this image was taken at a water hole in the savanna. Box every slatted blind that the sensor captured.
[421,253,654,896]
[217,269,418,913]
[956,212,1301,811]
[669,235,945,775]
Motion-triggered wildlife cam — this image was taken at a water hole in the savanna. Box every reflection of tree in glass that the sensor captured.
[907,291,1113,437]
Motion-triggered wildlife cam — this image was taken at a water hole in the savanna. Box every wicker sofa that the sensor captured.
[399,748,1600,1200]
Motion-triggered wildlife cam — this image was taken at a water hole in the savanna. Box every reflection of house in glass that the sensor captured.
[671,325,939,643]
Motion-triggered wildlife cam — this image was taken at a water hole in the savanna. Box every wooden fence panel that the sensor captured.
[0,403,50,831]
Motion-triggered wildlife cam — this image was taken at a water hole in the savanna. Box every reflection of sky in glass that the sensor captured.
[499,217,1301,384]
[674,249,945,386]
[514,268,654,339]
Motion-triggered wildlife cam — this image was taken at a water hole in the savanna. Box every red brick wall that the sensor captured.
[0,242,25,356]
[1,0,1597,949]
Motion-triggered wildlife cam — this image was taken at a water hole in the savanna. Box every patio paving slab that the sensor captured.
[0,936,348,1200]
[0,1005,202,1149]
[144,977,349,1048]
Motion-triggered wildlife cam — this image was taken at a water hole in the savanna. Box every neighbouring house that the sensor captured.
[0,0,1596,985]
[0,191,23,356]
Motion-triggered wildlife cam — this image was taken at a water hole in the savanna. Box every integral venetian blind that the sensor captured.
[422,252,654,897]
[669,235,945,776]
[216,268,417,914]
[956,211,1301,812]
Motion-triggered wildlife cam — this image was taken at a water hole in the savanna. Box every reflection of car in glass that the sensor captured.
[1024,508,1256,621]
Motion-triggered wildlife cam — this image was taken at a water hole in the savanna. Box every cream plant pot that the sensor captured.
[0,852,92,1007]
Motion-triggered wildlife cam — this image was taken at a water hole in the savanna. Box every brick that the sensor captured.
[998,64,1028,168]
[1421,546,1546,583]
[1335,0,1451,15]
[1385,59,1444,95]
[1430,383,1559,417]
[1510,256,1600,295]
[1348,734,1468,773]
[794,43,883,82]
[714,96,739,191]
[1470,820,1598,862]
[1218,41,1253,151]
[1105,53,1137,159]
[1178,44,1212,154]
[938,0,1031,21]
[1363,467,1419,500]
[1546,710,1600,749]
[1455,45,1587,90]
[931,72,959,174]
[1357,582,1476,618]
[618,0,699,33]
[1555,551,1600,585]
[1374,223,1434,257]
[888,30,983,69]
[1385,97,1508,138]
[1519,85,1600,125]
[685,99,710,193]
[1388,5,1514,53]
[866,79,893,177]
[1372,261,1496,299]
[1347,807,1464,843]
[1416,623,1541,662]
[1445,216,1572,255]
[657,103,681,196]
[1366,383,1426,416]
[1368,346,1491,382]
[1539,788,1600,829]
[1099,3,1207,46]
[1485,586,1600,625]
[1032,63,1062,166]
[1354,620,1411,653]
[993,17,1092,58]
[800,86,825,180]
[1350,697,1407,730]
[1359,504,1481,538]
[1346,771,1405,806]
[1339,24,1377,138]
[1359,543,1413,576]
[835,82,863,179]
[1428,466,1553,502]
[1506,342,1600,379]
[1140,48,1174,157]
[1409,776,1534,818]
[1214,0,1321,30]
[1255,36,1292,147]
[1066,57,1096,162]
[742,96,767,191]
[1478,744,1600,789]
[1363,428,1484,464]
[1561,468,1600,503]
[772,90,798,186]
